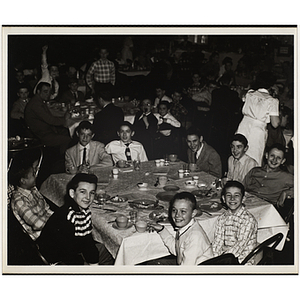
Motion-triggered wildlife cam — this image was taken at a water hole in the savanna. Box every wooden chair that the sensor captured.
[240,233,284,265]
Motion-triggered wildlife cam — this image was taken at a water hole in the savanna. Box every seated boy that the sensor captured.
[212,181,258,264]
[243,143,294,209]
[37,173,114,265]
[65,121,113,174]
[226,134,258,183]
[148,192,213,265]
[9,150,54,241]
[105,121,148,165]
[153,101,181,158]
[10,85,30,120]
[59,78,84,105]
[186,126,222,178]
[154,101,181,137]
[153,84,172,111]
[132,98,158,160]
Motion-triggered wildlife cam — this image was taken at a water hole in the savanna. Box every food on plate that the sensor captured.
[149,210,169,222]
[110,195,127,203]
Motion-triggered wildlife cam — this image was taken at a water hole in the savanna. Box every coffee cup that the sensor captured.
[112,168,119,179]
[116,215,128,228]
[192,176,199,185]
[158,176,168,187]
[135,220,147,233]
[178,169,184,178]
[160,159,165,167]
[155,159,161,167]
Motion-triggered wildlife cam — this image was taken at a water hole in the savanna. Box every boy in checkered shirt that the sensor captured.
[9,150,53,241]
[212,181,258,264]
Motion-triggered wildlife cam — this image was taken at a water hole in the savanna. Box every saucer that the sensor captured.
[112,222,134,230]
[163,185,180,192]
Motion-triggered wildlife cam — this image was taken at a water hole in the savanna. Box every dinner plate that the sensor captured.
[112,222,134,230]
[192,190,218,199]
[129,199,160,210]
[163,185,180,192]
[108,196,128,203]
[156,191,176,202]
[197,201,223,212]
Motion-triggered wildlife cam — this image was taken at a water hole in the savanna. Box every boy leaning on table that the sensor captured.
[212,180,258,265]
[65,120,113,174]
[105,121,148,165]
[224,134,258,184]
[145,192,213,265]
[37,173,114,265]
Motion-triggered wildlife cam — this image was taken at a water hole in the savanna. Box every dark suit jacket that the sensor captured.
[93,103,124,145]
[187,141,222,178]
[24,94,65,140]
[59,89,84,104]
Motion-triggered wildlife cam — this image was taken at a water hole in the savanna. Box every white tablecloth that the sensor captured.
[114,193,288,265]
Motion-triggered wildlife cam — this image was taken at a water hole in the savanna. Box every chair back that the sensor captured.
[240,233,284,265]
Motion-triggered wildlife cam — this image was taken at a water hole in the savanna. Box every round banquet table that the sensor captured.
[39,161,289,264]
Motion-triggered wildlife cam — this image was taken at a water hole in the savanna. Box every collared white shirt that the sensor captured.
[177,218,195,236]
[195,143,204,160]
[138,111,151,120]
[79,143,90,164]
[105,140,148,164]
[227,153,258,183]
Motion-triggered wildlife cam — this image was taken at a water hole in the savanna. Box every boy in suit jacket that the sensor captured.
[65,121,113,174]
[186,126,222,178]
[59,78,84,105]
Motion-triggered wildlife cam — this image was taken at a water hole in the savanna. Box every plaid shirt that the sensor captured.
[170,102,188,122]
[86,59,115,88]
[212,205,257,264]
[11,186,53,240]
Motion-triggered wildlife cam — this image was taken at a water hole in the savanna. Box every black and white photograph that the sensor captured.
[2,25,298,279]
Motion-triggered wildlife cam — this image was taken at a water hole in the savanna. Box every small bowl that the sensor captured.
[185,180,196,188]
[135,220,148,233]
[137,182,148,189]
[116,215,128,228]
[169,154,178,162]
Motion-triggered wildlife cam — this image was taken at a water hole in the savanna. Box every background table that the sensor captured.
[39,161,289,264]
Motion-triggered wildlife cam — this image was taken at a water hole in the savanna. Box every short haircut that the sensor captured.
[169,192,197,211]
[67,173,98,193]
[118,121,133,132]
[158,100,170,110]
[141,98,153,105]
[17,85,29,92]
[222,180,245,198]
[172,86,183,95]
[36,82,50,92]
[267,143,286,156]
[186,126,203,139]
[155,83,166,91]
[68,78,78,85]
[76,121,94,134]
[95,86,113,102]
[231,134,248,147]
[8,149,41,187]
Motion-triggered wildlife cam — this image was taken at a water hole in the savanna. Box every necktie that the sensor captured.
[73,92,78,101]
[82,147,87,165]
[175,230,182,265]
[51,79,56,95]
[125,143,132,161]
[194,151,198,163]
